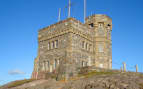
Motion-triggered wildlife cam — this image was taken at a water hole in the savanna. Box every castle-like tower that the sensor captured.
[31,14,112,79]
[86,15,112,69]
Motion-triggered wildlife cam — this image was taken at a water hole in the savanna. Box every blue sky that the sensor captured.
[0,0,143,85]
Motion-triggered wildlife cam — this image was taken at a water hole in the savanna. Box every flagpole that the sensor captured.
[68,0,71,18]
[58,8,61,21]
[84,0,86,23]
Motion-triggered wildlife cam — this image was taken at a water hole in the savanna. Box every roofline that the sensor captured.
[86,14,112,20]
[39,17,91,32]
[39,18,82,32]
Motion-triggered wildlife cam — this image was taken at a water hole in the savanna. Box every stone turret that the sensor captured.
[85,14,112,69]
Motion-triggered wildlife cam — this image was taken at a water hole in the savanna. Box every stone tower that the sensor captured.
[86,14,112,69]
[32,14,113,79]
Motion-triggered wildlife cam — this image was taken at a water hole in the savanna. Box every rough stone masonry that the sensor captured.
[31,14,112,80]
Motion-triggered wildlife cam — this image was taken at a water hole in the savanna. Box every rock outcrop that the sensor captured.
[1,71,143,89]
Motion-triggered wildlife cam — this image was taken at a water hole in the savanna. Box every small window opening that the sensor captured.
[107,24,111,27]
[89,23,94,27]
[98,22,104,27]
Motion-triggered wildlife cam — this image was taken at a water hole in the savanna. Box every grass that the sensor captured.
[78,71,118,78]
[7,79,35,88]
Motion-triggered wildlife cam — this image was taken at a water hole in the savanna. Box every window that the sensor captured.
[85,62,88,67]
[86,43,88,50]
[46,61,50,71]
[88,57,91,66]
[54,59,57,69]
[52,41,55,48]
[48,42,50,50]
[45,61,47,71]
[49,65,53,72]
[57,59,60,65]
[42,62,45,71]
[51,42,53,49]
[99,64,103,68]
[107,24,111,30]
[89,23,94,27]
[41,45,44,49]
[82,41,92,51]
[55,40,58,48]
[82,41,85,48]
[98,22,105,35]
[107,24,111,27]
[89,44,92,51]
[98,22,104,28]
[48,61,50,68]
[98,44,104,52]
[82,61,85,67]
[45,62,47,71]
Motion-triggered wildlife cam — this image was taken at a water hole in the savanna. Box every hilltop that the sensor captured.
[1,70,143,89]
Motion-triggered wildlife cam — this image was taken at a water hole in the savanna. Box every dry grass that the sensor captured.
[78,71,118,78]
[7,79,35,88]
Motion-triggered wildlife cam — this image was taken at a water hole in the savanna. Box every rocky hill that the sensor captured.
[1,71,143,89]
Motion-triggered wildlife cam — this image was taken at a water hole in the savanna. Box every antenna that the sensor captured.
[68,0,71,18]
[84,0,86,23]
[58,8,61,22]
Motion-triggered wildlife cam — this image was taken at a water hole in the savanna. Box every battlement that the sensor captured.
[38,17,94,41]
[86,14,112,20]
[85,14,112,30]
[39,18,83,32]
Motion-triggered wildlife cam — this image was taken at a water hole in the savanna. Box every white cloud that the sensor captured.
[8,69,25,75]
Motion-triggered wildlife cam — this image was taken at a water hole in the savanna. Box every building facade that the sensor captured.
[32,14,112,79]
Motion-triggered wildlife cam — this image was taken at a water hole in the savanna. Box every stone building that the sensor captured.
[31,14,112,79]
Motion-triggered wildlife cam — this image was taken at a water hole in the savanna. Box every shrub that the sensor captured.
[78,66,90,75]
